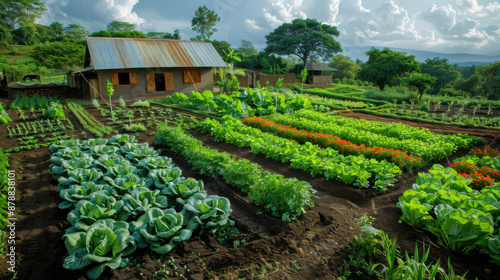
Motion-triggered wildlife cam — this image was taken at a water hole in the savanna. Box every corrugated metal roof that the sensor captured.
[86,37,226,70]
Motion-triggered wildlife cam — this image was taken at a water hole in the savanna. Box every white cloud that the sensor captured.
[486,2,500,13]
[419,4,456,32]
[244,19,262,31]
[457,0,488,17]
[38,0,148,31]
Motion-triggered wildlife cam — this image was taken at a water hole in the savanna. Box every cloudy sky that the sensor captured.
[37,0,500,56]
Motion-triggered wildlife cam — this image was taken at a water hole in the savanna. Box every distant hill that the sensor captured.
[342,46,500,67]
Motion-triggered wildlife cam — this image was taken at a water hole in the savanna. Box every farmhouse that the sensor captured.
[70,37,226,99]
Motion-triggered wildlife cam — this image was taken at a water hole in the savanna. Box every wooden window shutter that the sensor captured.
[111,72,119,85]
[183,69,201,83]
[165,72,174,91]
[130,72,137,85]
[146,73,155,93]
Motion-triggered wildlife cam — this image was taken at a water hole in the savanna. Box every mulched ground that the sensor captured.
[1,101,499,280]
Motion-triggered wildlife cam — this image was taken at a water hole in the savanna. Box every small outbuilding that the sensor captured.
[70,37,226,99]
[306,60,337,85]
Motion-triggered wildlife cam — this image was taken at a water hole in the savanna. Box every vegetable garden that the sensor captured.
[1,88,500,280]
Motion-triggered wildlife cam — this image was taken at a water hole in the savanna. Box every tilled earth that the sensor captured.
[1,105,500,280]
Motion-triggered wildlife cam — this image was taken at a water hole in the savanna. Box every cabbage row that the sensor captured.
[154,124,316,220]
[268,110,480,162]
[201,116,401,191]
[49,134,234,279]
[397,164,500,264]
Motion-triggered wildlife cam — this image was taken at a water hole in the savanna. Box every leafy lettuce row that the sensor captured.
[154,124,316,221]
[202,116,401,191]
[268,110,479,162]
[397,164,500,264]
[49,134,234,279]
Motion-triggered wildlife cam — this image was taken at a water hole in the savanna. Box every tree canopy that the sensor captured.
[357,48,420,91]
[1,0,46,29]
[237,40,258,56]
[90,30,146,39]
[264,18,341,68]
[64,24,89,41]
[403,73,437,101]
[191,5,220,41]
[420,57,460,94]
[328,54,359,80]
[106,20,136,32]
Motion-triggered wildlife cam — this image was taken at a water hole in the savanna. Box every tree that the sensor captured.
[237,40,258,56]
[90,30,146,38]
[191,5,220,41]
[106,20,136,32]
[163,29,180,40]
[1,0,46,29]
[49,21,64,39]
[403,73,437,101]
[454,75,481,95]
[265,18,341,68]
[477,61,500,99]
[11,24,40,44]
[31,41,85,69]
[357,48,420,91]
[212,40,231,56]
[64,24,89,41]
[420,57,460,94]
[328,54,359,80]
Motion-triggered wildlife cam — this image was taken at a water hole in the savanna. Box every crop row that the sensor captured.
[154,124,316,220]
[6,118,73,137]
[67,102,115,137]
[397,164,500,264]
[267,110,478,161]
[242,116,425,171]
[9,93,61,110]
[450,147,500,188]
[49,135,233,279]
[201,116,401,191]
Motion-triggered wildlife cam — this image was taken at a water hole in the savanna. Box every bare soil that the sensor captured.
[1,103,499,280]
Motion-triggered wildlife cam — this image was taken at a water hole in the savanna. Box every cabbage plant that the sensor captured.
[136,156,173,175]
[147,168,183,189]
[92,154,132,172]
[59,182,116,209]
[63,219,136,279]
[162,178,206,205]
[50,147,83,165]
[131,208,194,254]
[51,154,95,178]
[103,174,148,196]
[183,193,234,233]
[108,134,138,146]
[120,187,169,220]
[57,168,104,187]
[67,193,125,231]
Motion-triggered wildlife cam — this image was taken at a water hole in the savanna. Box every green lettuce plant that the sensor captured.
[120,187,169,220]
[130,208,194,254]
[67,193,125,231]
[63,219,136,279]
[162,178,206,205]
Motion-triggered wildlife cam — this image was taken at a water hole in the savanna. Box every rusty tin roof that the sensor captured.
[85,37,226,70]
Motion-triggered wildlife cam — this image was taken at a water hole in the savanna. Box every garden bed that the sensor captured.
[1,100,499,279]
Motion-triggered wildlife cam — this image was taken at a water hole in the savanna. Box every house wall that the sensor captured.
[312,75,333,85]
[97,67,214,99]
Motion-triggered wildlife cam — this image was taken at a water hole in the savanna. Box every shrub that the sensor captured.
[419,102,430,112]
[333,78,340,84]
